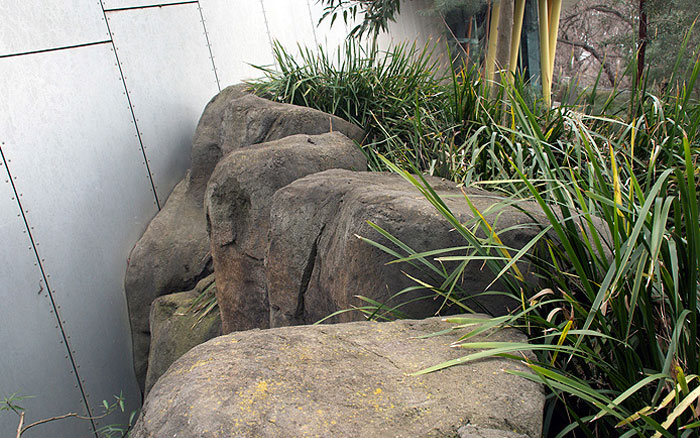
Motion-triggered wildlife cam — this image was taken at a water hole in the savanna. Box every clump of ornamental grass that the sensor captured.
[247,40,445,171]
[362,51,700,436]
[248,39,576,187]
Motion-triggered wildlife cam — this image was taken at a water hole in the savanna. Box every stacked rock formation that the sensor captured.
[125,85,548,437]
[125,85,364,390]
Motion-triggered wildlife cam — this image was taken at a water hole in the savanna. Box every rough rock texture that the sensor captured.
[205,132,367,334]
[458,425,530,438]
[131,316,544,438]
[125,177,213,390]
[144,274,221,396]
[267,169,545,328]
[125,85,366,389]
[189,92,365,200]
[186,83,252,204]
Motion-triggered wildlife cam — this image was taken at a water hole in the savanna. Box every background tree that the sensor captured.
[554,0,699,90]
[643,0,700,87]
[555,0,636,87]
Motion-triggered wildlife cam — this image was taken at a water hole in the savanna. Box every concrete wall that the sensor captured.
[0,1,441,436]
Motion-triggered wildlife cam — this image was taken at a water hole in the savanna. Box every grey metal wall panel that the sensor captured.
[106,3,220,201]
[199,0,273,87]
[0,43,157,430]
[0,160,92,438]
[262,0,317,51]
[0,0,109,56]
[102,0,192,10]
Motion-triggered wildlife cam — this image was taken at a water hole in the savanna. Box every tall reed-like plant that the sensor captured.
[248,40,446,171]
[249,38,700,435]
[369,69,700,436]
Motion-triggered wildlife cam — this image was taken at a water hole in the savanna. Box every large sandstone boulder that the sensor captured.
[186,84,253,203]
[125,85,365,389]
[144,274,221,396]
[459,425,530,438]
[205,132,367,333]
[266,169,545,328]
[131,316,544,438]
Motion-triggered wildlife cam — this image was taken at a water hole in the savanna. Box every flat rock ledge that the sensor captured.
[132,316,543,438]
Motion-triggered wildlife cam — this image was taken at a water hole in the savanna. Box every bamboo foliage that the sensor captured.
[538,0,562,105]
[548,0,562,76]
[509,0,527,77]
[538,0,552,105]
[317,0,562,106]
[483,0,560,106]
[493,0,562,105]
[485,0,502,83]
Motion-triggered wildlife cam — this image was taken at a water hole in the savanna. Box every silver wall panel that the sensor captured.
[261,0,317,51]
[0,43,158,430]
[0,161,91,438]
[0,0,109,56]
[106,3,220,201]
[102,0,192,10]
[199,0,274,87]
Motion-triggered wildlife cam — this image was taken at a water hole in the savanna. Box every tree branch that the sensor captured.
[21,412,82,435]
[559,38,617,85]
[15,412,24,438]
[21,408,113,435]
[588,5,634,27]
[564,4,634,28]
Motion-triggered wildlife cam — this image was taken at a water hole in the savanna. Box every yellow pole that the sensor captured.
[538,0,551,105]
[485,0,502,84]
[548,0,562,83]
[508,0,527,78]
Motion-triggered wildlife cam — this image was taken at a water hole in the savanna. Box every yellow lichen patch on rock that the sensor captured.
[235,379,277,415]
[186,357,215,373]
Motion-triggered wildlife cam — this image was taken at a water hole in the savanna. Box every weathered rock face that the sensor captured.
[205,132,367,333]
[189,93,365,201]
[131,316,544,438]
[144,274,221,396]
[125,177,213,390]
[458,425,531,438]
[186,83,252,204]
[266,169,545,328]
[125,84,366,390]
